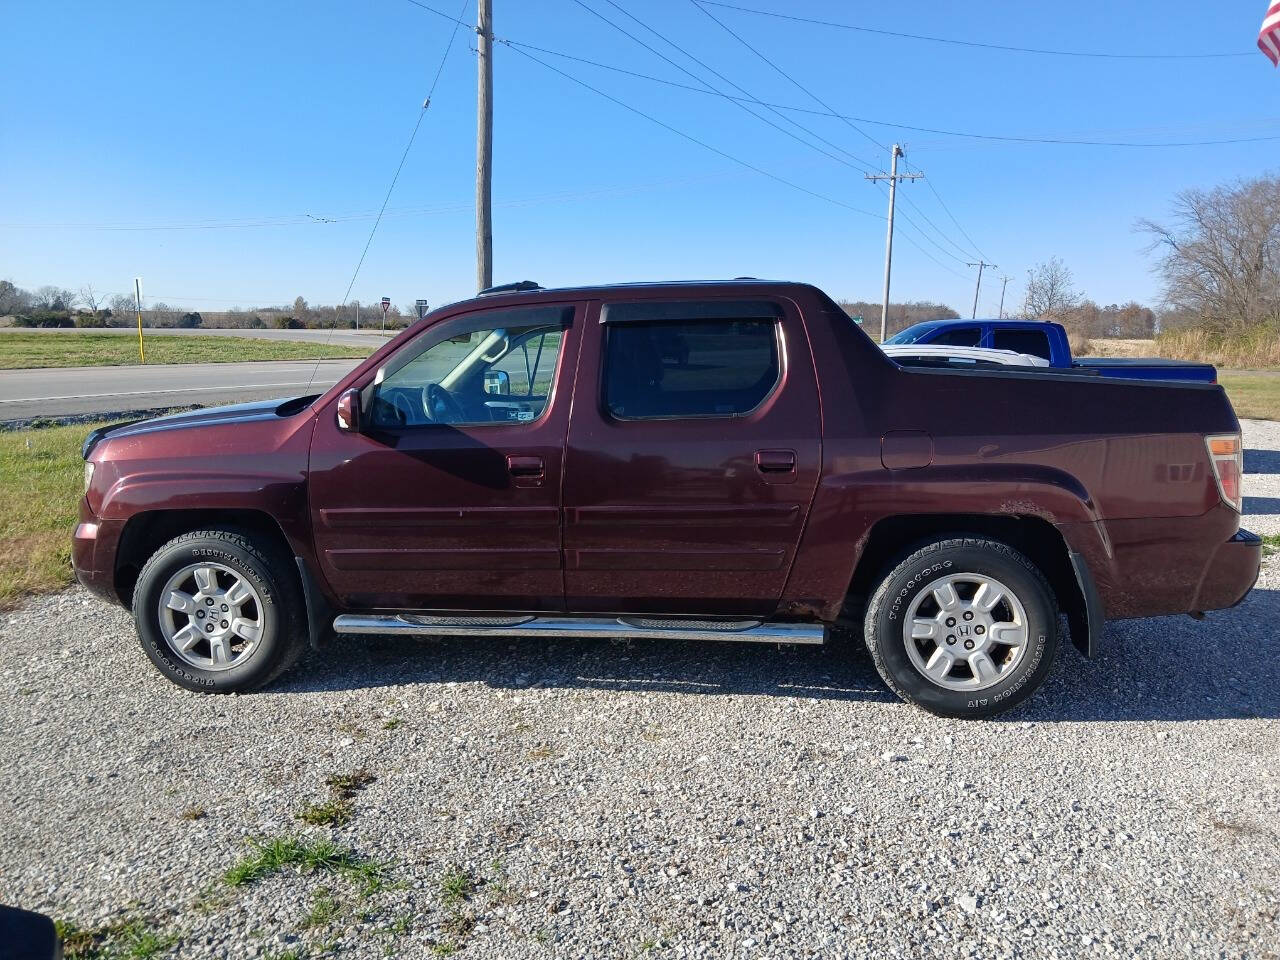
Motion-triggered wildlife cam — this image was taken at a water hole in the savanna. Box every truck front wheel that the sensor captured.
[132,528,307,693]
[863,537,1058,718]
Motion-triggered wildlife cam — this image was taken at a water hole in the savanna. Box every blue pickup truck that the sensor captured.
[885,318,1217,383]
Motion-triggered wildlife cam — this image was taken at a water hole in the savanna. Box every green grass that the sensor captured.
[302,887,342,929]
[1217,371,1280,421]
[1261,534,1280,557]
[439,865,477,908]
[0,331,370,369]
[296,798,353,827]
[56,917,178,960]
[0,421,107,610]
[223,836,389,894]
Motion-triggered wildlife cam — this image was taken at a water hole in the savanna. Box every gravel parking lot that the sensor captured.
[1,424,1277,959]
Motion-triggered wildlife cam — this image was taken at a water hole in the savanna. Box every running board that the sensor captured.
[331,613,826,645]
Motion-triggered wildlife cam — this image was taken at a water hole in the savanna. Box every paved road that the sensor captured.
[0,326,395,348]
[0,359,362,420]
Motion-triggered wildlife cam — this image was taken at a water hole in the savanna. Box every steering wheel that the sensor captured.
[424,383,467,424]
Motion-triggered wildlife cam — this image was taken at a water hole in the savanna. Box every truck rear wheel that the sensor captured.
[863,537,1058,718]
[132,528,307,693]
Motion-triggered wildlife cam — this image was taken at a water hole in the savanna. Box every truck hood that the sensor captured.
[82,395,318,458]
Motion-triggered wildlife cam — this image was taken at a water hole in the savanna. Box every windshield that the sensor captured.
[884,323,936,345]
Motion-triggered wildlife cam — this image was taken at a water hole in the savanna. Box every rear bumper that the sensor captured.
[1059,507,1261,620]
[1192,529,1262,612]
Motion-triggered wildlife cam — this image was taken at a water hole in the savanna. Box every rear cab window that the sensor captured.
[992,328,1053,360]
[601,300,782,420]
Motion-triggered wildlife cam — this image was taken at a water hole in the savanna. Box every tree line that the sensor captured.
[0,285,420,331]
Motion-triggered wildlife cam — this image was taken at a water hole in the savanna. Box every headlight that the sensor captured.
[83,461,95,495]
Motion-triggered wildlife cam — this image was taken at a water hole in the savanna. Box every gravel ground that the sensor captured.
[0,431,1277,959]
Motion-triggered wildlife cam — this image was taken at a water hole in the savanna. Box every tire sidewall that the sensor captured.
[134,535,287,693]
[870,543,1056,718]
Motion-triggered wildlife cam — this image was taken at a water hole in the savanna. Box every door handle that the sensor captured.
[755,449,796,474]
[506,455,545,484]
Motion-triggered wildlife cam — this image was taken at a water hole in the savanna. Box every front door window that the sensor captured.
[369,306,569,428]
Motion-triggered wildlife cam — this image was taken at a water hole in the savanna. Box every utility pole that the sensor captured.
[997,275,1012,319]
[476,0,494,293]
[865,144,922,342]
[966,260,997,319]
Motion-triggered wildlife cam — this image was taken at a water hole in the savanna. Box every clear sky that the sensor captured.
[2,0,1276,317]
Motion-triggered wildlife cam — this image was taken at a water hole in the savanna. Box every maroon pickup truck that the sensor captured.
[71,280,1261,717]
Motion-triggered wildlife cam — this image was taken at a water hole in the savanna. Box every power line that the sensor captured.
[686,1,989,270]
[906,159,991,262]
[697,0,1256,60]
[306,0,469,391]
[504,43,962,288]
[500,41,1280,146]
[503,43,882,219]
[687,0,883,155]
[565,0,876,175]
[337,0,469,309]
[394,1,1280,148]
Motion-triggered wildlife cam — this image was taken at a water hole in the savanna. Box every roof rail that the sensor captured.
[477,280,542,296]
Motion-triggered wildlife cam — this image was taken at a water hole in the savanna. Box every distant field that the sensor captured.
[0,332,372,369]
[1217,371,1280,421]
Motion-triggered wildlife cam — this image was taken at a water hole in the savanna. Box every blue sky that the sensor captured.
[1,0,1276,316]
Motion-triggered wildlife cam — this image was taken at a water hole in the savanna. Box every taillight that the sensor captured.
[1205,433,1242,511]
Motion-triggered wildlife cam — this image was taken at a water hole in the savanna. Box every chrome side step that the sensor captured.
[332,613,826,645]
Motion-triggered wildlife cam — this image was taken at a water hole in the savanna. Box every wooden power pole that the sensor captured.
[476,0,494,292]
[997,275,1012,318]
[865,144,922,342]
[966,260,997,319]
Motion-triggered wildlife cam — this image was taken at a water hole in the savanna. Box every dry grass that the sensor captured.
[1155,327,1280,368]
[1078,338,1157,358]
[0,422,106,610]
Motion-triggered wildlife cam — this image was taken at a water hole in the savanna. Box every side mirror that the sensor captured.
[483,370,511,396]
[336,388,362,432]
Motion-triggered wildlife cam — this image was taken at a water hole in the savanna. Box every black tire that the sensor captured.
[132,528,307,693]
[863,537,1058,719]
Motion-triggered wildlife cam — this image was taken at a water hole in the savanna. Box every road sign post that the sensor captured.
[134,277,145,363]
[380,297,391,331]
[415,299,430,322]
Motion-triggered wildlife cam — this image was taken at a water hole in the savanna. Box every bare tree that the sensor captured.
[33,285,78,311]
[1023,258,1080,318]
[79,284,101,313]
[1137,173,1280,330]
[108,293,136,317]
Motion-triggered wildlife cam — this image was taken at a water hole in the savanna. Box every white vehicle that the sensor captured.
[881,344,1050,369]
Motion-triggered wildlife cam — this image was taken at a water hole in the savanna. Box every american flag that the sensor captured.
[1261,1,1280,65]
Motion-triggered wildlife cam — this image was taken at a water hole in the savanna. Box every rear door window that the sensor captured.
[604,318,780,419]
[992,329,1053,360]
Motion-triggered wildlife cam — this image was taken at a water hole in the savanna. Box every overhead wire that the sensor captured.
[306,0,470,392]
[684,0,984,269]
[395,0,1280,145]
[696,1,1257,60]
[502,43,882,219]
